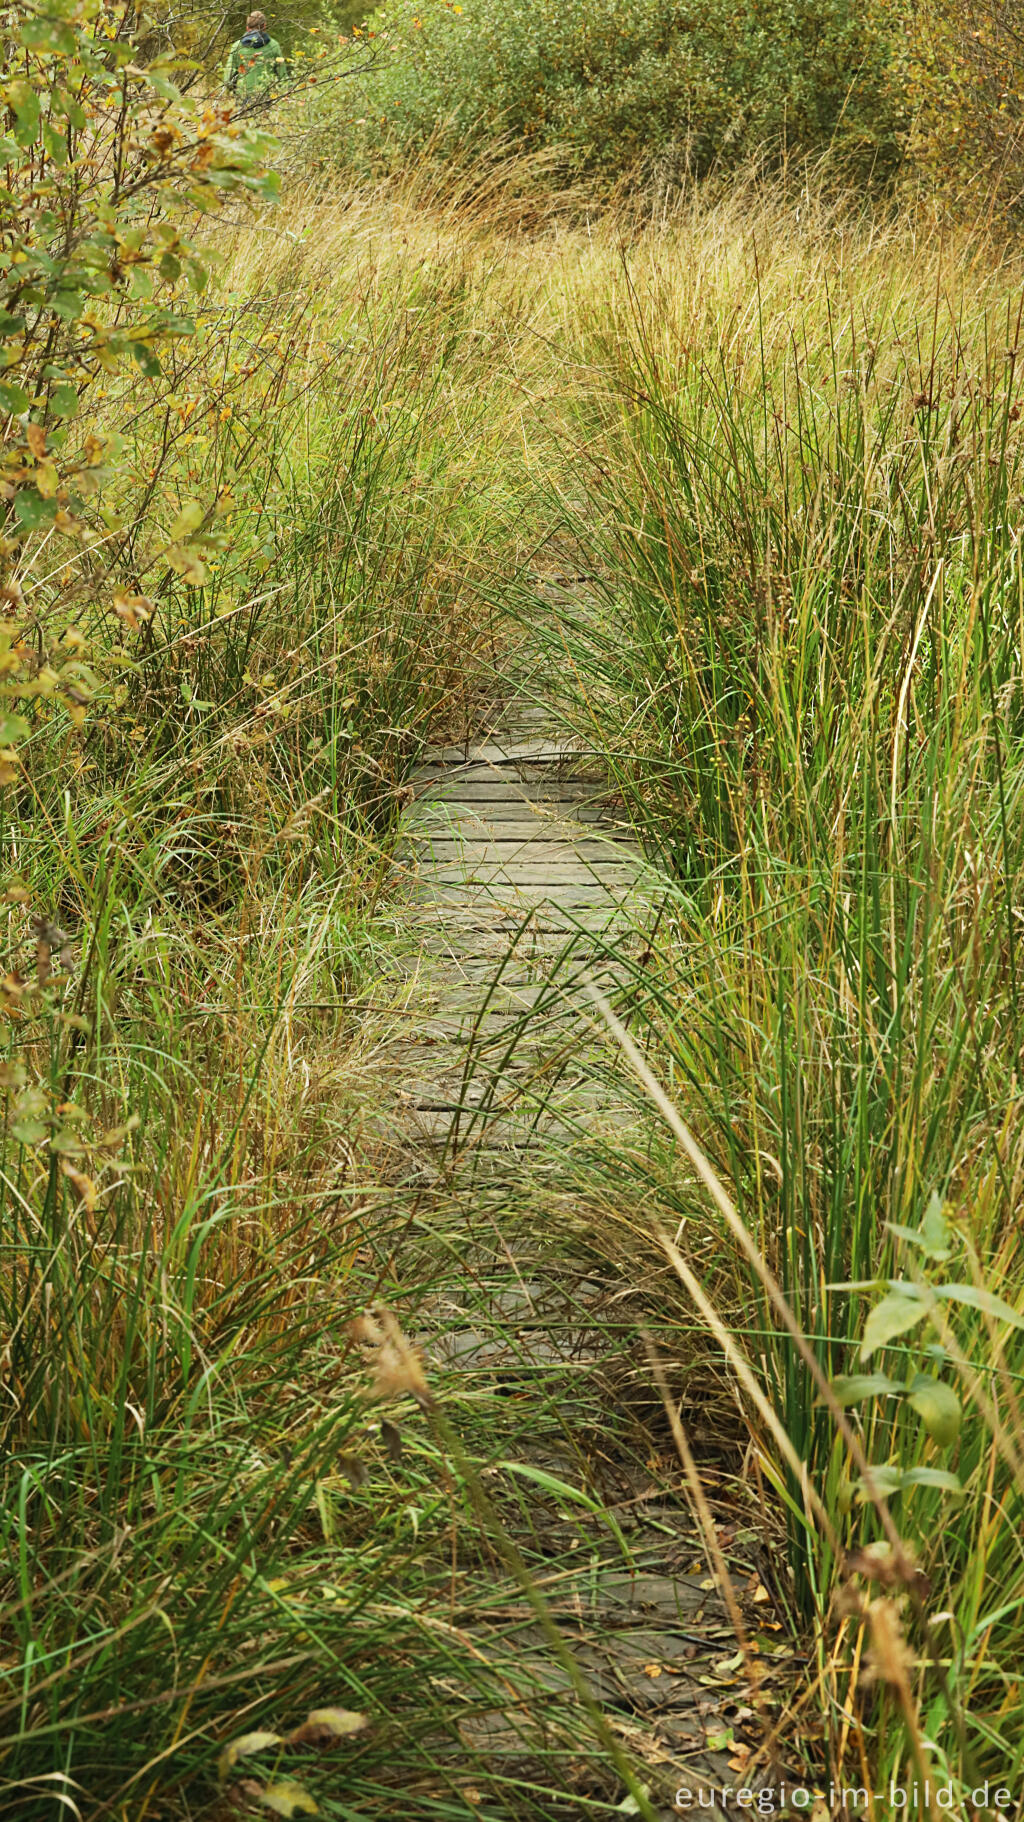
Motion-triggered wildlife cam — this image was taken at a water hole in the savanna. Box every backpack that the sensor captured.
[224,29,288,98]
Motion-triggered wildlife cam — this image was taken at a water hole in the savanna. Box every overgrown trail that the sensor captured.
[356,666,789,1817]
[395,689,644,1154]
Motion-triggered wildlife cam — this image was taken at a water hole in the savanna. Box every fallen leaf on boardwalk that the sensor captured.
[641,1663,663,1678]
[705,1727,734,1752]
[218,1732,283,1780]
[751,1581,771,1603]
[288,1708,368,1748]
[258,1780,319,1817]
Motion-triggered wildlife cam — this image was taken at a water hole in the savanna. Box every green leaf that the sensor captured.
[146,74,185,103]
[860,1288,929,1359]
[51,291,83,323]
[4,81,41,147]
[0,713,31,745]
[827,1372,903,1408]
[900,1466,964,1494]
[216,1730,283,1781]
[855,1464,963,1501]
[703,1728,733,1753]
[169,500,206,541]
[887,1191,951,1261]
[49,384,79,418]
[20,17,78,53]
[13,488,57,531]
[259,1782,319,1818]
[53,90,87,131]
[0,379,32,416]
[42,122,70,165]
[50,1130,85,1155]
[130,343,162,378]
[11,1120,49,1146]
[906,1374,961,1445]
[501,1459,633,1564]
[934,1283,1024,1330]
[855,1465,903,1501]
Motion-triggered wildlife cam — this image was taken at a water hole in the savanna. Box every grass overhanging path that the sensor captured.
[354,661,802,1817]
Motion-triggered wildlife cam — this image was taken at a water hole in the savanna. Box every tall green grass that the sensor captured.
[13,142,1024,1812]
[509,201,1024,1795]
[0,189,541,1817]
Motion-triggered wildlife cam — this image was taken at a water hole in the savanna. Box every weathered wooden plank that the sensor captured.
[404,840,640,867]
[405,803,625,830]
[410,869,643,891]
[420,739,585,765]
[412,780,613,804]
[413,769,606,794]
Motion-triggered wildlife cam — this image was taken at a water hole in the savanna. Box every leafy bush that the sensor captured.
[0,0,274,552]
[896,0,1024,217]
[309,0,902,184]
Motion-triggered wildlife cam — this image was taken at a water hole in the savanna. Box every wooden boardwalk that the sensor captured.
[387,713,651,1158]
[370,707,783,1817]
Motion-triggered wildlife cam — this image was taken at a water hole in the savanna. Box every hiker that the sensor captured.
[224,11,289,100]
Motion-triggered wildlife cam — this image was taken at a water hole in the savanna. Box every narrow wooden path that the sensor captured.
[389,709,648,1159]
[366,701,784,1818]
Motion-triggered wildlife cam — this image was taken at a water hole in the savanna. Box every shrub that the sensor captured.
[309,0,902,185]
[896,0,1024,218]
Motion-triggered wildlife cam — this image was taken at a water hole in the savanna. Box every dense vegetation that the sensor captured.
[312,0,1024,209]
[320,0,899,182]
[4,0,1024,1816]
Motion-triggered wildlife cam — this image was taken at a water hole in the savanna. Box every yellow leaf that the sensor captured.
[169,499,205,541]
[113,592,153,630]
[301,1707,369,1738]
[165,544,209,586]
[216,1730,283,1781]
[60,1163,97,1210]
[259,1780,319,1817]
[35,459,59,498]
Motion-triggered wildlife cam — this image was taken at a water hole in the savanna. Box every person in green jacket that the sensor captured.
[224,12,289,99]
